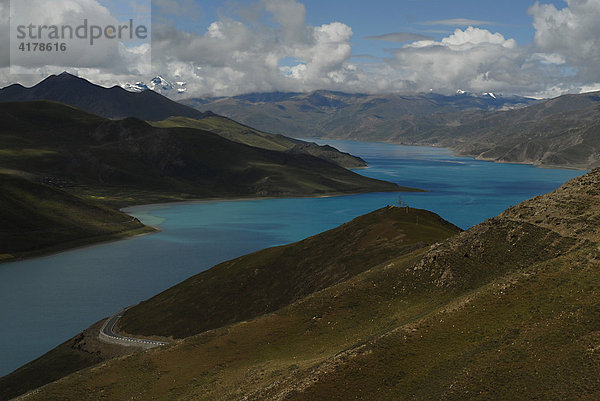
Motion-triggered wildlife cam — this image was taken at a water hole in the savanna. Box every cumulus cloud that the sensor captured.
[387,27,546,94]
[3,0,151,79]
[147,0,360,95]
[529,0,600,83]
[2,0,600,99]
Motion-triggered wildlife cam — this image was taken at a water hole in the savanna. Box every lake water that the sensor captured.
[0,140,584,376]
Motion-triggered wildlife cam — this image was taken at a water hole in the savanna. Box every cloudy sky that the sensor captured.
[2,0,600,98]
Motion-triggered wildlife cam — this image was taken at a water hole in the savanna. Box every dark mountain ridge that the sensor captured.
[0,100,407,206]
[1,73,370,168]
[0,72,209,121]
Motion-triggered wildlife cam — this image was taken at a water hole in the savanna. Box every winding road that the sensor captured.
[99,308,168,348]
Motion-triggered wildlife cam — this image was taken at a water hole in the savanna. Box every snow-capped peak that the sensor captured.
[121,76,188,97]
[149,76,174,91]
[483,92,497,99]
[456,89,467,95]
[121,81,148,93]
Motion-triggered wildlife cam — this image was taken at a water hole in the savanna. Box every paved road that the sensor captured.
[99,308,168,348]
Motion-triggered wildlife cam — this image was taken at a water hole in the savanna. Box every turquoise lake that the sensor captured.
[0,140,584,376]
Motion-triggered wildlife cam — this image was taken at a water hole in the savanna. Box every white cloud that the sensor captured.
[529,0,600,83]
[262,0,307,40]
[4,0,151,77]
[390,27,541,94]
[128,0,600,97]
[441,27,517,48]
[146,0,358,96]
[2,0,600,99]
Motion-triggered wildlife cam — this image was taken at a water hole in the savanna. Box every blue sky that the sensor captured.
[189,0,565,59]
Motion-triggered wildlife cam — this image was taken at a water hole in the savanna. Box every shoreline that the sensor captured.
[314,137,590,172]
[3,140,585,267]
[122,186,422,212]
[2,137,584,266]
[1,186,418,266]
[0,226,158,266]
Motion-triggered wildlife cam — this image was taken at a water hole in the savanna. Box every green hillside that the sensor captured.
[151,115,302,151]
[150,115,367,168]
[0,101,410,208]
[0,206,459,400]
[118,207,461,338]
[12,169,600,400]
[0,173,152,262]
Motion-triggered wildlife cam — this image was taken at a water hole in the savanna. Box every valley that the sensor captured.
[4,0,600,398]
[0,77,415,263]
[188,90,600,170]
[0,74,597,401]
[0,140,582,399]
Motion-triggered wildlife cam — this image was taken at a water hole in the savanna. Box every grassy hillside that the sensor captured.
[0,320,134,401]
[151,115,296,151]
[14,170,600,400]
[118,207,461,338]
[0,101,410,207]
[150,115,367,168]
[0,206,459,400]
[0,173,152,263]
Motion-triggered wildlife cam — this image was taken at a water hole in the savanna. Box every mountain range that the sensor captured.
[4,169,600,400]
[4,72,600,400]
[0,72,204,121]
[182,90,536,139]
[0,73,367,169]
[121,76,188,97]
[184,89,600,169]
[0,100,405,208]
[0,74,412,261]
[399,91,600,169]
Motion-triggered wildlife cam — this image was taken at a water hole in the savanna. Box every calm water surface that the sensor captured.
[0,140,584,376]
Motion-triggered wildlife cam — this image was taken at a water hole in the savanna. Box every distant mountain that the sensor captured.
[0,101,408,207]
[0,73,205,121]
[377,91,600,169]
[121,75,187,97]
[181,90,537,139]
[0,73,371,169]
[183,89,600,169]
